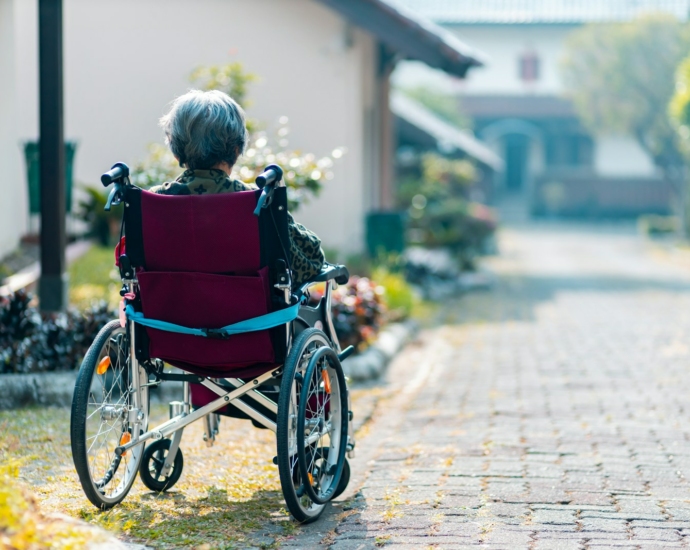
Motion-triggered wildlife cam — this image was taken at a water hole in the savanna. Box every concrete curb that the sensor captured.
[0,370,180,410]
[0,321,417,409]
[0,371,78,410]
[341,320,418,382]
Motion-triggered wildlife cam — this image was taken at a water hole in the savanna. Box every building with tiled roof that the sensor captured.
[393,0,690,24]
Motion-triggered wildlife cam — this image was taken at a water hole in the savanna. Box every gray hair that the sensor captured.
[160,89,248,170]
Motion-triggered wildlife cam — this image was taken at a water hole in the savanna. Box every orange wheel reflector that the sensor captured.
[96,356,111,375]
[307,472,314,486]
[119,432,131,456]
[322,369,331,394]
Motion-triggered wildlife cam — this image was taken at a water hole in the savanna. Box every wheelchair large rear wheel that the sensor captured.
[296,346,348,505]
[71,320,149,509]
[277,328,334,523]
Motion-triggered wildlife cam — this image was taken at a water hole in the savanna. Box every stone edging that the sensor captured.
[341,321,418,382]
[0,321,418,409]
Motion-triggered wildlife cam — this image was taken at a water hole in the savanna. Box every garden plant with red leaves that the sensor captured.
[309,277,386,350]
[0,290,111,374]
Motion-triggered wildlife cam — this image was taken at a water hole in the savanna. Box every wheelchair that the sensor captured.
[69,162,355,523]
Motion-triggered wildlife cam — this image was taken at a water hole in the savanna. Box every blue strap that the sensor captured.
[125,303,299,338]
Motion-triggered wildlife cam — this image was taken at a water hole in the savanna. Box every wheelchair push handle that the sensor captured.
[101,162,130,187]
[253,164,284,216]
[255,164,283,189]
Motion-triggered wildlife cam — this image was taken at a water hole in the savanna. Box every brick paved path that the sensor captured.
[306,224,690,549]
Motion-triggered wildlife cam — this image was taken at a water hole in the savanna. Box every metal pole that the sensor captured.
[38,0,67,312]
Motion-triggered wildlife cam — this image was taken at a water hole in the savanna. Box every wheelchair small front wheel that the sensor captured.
[277,328,332,523]
[70,320,149,509]
[139,438,184,492]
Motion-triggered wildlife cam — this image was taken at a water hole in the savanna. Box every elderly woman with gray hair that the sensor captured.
[151,89,325,286]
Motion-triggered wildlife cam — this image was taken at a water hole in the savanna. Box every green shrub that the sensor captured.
[75,187,122,246]
[371,266,416,321]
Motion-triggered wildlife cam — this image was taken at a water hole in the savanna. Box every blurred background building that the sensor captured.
[393,0,690,218]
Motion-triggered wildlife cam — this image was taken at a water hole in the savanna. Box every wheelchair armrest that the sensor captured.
[294,264,349,301]
[310,263,350,285]
[296,263,349,294]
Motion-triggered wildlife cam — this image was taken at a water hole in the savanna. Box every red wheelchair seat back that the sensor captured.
[122,185,291,378]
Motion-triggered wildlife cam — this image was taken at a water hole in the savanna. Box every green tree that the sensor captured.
[562,14,690,198]
[670,56,690,152]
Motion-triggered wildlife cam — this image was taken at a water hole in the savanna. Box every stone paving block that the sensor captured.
[586,543,639,549]
[606,478,648,494]
[647,485,690,500]
[631,527,683,541]
[526,463,566,479]
[481,530,534,546]
[666,506,690,521]
[527,524,580,533]
[484,502,530,517]
[532,540,583,550]
[615,497,666,518]
[630,520,688,532]
[329,540,376,550]
[438,495,483,510]
[579,518,630,533]
[580,511,664,523]
[531,509,578,525]
[523,484,571,504]
[567,491,614,506]
[635,544,687,550]
[433,521,481,537]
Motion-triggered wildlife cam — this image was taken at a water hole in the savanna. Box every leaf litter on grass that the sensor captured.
[0,405,292,549]
[0,385,386,548]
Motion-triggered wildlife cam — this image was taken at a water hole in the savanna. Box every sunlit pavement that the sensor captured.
[300,220,690,549]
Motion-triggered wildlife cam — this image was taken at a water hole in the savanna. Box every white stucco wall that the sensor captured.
[393,24,575,96]
[0,0,27,258]
[594,135,659,177]
[9,0,378,256]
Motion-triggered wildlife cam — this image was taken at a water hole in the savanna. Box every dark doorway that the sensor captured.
[504,134,529,191]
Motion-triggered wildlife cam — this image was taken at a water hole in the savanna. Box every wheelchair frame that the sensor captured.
[70,163,355,522]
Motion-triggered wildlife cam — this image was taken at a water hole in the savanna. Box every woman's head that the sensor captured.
[160,89,248,170]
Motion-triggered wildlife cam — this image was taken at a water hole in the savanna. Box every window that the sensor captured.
[519,51,540,82]
[546,134,593,168]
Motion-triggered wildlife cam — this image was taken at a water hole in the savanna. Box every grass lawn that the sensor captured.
[0,403,293,549]
[68,245,120,310]
[0,386,379,549]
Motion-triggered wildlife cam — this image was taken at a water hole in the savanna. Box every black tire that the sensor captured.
[297,346,348,505]
[334,457,351,499]
[310,448,350,499]
[71,320,149,509]
[139,439,184,492]
[277,328,331,523]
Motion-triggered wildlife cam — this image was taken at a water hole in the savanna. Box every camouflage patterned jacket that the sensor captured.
[150,169,325,286]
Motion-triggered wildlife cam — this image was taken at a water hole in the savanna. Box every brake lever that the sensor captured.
[253,184,276,216]
[104,186,121,211]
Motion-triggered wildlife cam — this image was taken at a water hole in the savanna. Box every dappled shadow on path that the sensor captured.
[438,272,690,327]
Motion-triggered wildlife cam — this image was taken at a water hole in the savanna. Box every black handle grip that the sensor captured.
[101,162,130,187]
[255,164,283,189]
